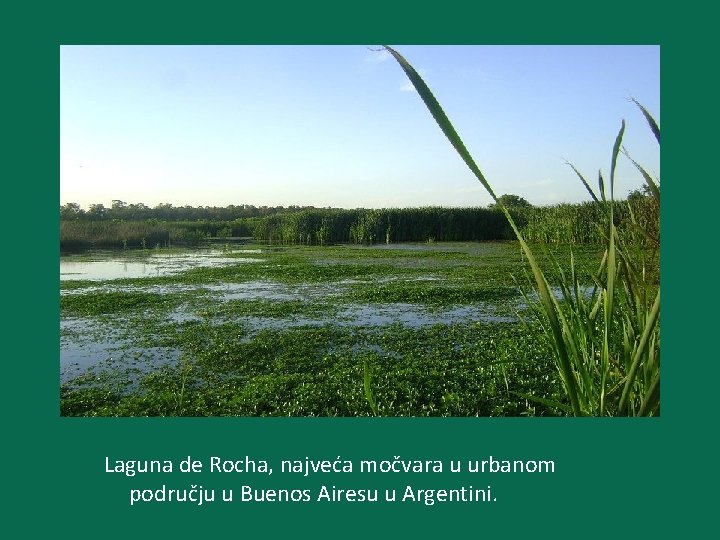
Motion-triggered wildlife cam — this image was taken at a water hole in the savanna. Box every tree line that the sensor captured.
[59,200,323,222]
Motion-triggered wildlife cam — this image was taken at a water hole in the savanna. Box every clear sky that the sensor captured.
[60,45,659,209]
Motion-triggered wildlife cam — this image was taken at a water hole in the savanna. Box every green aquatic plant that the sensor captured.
[382,45,659,416]
[363,358,379,416]
[172,355,193,416]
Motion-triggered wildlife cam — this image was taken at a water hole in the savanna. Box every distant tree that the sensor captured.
[107,200,127,220]
[154,203,174,220]
[627,184,655,202]
[128,202,149,220]
[60,202,84,221]
[489,194,532,209]
[87,203,107,220]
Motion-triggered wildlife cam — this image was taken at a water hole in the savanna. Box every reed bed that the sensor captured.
[59,220,256,251]
[60,202,657,251]
[60,220,174,251]
[247,203,657,246]
[251,207,512,245]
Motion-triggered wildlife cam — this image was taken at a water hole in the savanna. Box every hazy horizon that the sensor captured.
[59,197,642,212]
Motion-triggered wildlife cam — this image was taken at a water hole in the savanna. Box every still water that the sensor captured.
[60,249,263,281]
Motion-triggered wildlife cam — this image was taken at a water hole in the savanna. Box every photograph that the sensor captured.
[59,45,660,417]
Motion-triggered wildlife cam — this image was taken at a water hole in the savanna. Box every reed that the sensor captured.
[58,220,239,251]
[60,220,173,251]
[250,206,514,245]
[382,46,659,416]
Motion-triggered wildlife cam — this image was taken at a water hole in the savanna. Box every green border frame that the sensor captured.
[4,0,712,536]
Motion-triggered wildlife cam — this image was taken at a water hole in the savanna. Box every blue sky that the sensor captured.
[60,45,659,209]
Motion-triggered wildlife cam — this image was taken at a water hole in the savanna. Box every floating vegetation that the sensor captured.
[60,241,605,417]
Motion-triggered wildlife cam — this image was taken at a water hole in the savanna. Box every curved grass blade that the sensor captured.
[631,97,660,144]
[637,373,660,416]
[618,289,660,415]
[623,146,660,201]
[604,122,626,330]
[610,120,625,200]
[384,45,582,415]
[565,161,600,203]
[383,46,498,201]
[598,122,624,414]
[513,392,574,415]
[598,171,607,203]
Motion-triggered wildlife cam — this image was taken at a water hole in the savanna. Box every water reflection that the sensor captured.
[60,249,263,281]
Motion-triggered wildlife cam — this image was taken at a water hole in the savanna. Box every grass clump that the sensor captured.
[61,291,173,317]
[345,281,517,306]
[383,45,659,416]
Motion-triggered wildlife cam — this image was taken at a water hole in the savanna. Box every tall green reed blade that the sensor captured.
[565,161,600,203]
[610,120,625,200]
[363,358,379,416]
[589,249,608,319]
[382,46,498,201]
[637,371,660,416]
[618,289,660,414]
[383,45,583,415]
[631,97,660,144]
[599,121,624,414]
[623,147,660,201]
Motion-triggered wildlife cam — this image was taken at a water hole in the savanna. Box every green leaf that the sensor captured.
[623,146,660,201]
[631,98,660,144]
[363,358,379,416]
[610,120,626,200]
[513,392,574,415]
[384,45,583,416]
[598,171,607,203]
[566,161,600,203]
[619,289,660,415]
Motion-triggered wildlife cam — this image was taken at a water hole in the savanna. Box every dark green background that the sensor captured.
[4,0,711,537]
